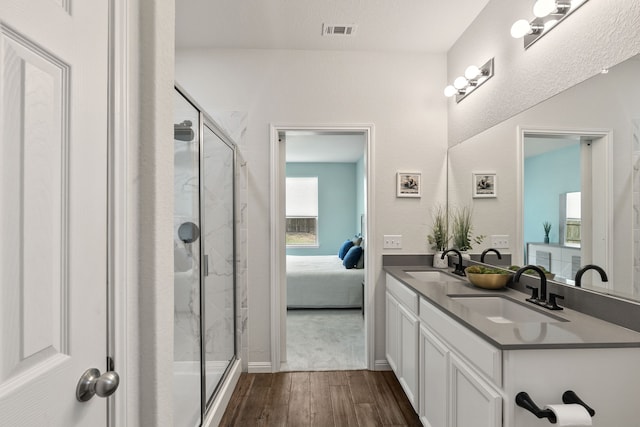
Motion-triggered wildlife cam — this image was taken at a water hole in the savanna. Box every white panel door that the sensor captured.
[420,325,448,427]
[449,354,502,427]
[0,0,109,426]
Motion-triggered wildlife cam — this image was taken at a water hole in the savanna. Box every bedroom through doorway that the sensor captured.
[280,129,368,371]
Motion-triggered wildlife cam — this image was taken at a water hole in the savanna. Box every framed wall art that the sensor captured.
[397,172,421,198]
[472,172,497,198]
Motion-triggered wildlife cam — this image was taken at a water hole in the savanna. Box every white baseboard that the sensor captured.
[202,359,242,427]
[248,361,273,373]
[374,359,391,371]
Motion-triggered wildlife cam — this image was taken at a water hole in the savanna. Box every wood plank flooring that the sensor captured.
[219,370,422,426]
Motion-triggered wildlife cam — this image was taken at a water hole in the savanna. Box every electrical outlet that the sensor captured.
[383,234,402,249]
[490,235,510,249]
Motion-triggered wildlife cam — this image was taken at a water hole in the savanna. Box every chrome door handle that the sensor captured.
[76,368,120,402]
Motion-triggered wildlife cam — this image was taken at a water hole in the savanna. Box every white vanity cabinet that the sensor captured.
[418,292,640,427]
[385,274,420,411]
[419,296,502,427]
[385,270,640,427]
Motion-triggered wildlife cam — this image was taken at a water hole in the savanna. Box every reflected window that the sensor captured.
[564,191,581,246]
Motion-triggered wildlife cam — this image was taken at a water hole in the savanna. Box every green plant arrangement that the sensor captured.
[465,265,512,289]
[543,221,551,243]
[451,205,485,252]
[427,204,449,252]
[466,265,511,275]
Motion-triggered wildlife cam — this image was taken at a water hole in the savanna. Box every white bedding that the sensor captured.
[286,255,364,308]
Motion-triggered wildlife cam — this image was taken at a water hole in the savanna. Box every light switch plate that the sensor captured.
[384,235,402,249]
[490,235,510,249]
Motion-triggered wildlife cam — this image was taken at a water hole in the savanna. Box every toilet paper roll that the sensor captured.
[544,404,592,427]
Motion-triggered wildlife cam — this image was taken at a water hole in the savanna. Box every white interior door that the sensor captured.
[0,0,110,426]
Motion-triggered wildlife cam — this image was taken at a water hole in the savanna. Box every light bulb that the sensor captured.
[464,65,481,80]
[444,85,457,97]
[453,76,468,90]
[533,0,557,18]
[511,19,532,38]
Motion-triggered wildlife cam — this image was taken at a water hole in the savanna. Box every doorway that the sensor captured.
[270,125,375,372]
[520,129,612,286]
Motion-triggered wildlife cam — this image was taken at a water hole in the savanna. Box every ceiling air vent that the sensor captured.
[321,23,357,36]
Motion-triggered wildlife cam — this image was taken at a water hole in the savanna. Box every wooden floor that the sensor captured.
[219,370,422,426]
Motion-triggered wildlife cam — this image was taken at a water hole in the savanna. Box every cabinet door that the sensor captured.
[398,303,420,410]
[420,325,449,427]
[386,291,400,373]
[450,354,502,427]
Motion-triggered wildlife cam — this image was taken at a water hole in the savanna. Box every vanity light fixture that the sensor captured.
[444,58,494,103]
[511,0,589,49]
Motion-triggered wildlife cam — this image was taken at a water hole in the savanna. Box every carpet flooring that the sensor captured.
[283,309,366,371]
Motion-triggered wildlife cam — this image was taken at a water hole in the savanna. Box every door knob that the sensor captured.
[76,368,120,402]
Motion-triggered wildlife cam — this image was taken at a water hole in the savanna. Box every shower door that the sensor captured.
[201,124,236,405]
[173,91,202,427]
[174,86,237,426]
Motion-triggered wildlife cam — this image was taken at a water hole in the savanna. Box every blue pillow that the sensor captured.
[338,240,354,259]
[343,246,363,269]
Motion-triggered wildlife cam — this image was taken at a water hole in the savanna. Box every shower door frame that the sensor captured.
[199,112,239,416]
[175,84,239,424]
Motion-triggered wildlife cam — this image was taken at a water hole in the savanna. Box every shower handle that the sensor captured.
[76,368,120,402]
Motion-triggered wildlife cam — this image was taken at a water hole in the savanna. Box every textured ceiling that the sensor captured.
[176,0,490,53]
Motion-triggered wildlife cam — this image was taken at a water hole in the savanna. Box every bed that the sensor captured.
[286,255,364,308]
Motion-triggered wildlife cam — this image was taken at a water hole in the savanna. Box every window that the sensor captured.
[286,177,318,246]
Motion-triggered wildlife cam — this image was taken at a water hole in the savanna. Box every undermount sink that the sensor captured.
[448,295,567,324]
[406,270,463,282]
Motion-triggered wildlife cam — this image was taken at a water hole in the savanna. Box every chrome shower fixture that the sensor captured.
[174,120,195,141]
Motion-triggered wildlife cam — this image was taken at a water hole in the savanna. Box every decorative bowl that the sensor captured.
[465,266,512,289]
[466,272,511,290]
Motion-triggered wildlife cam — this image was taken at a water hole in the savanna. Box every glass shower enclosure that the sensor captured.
[173,85,237,427]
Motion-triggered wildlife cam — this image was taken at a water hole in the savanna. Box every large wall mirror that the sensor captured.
[447,53,640,302]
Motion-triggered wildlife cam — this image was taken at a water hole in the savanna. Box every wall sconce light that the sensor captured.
[511,0,589,49]
[444,58,494,103]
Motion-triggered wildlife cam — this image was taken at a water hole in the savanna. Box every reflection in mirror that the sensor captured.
[523,131,608,287]
[447,54,640,302]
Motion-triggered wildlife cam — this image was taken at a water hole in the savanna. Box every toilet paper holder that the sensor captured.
[516,390,595,423]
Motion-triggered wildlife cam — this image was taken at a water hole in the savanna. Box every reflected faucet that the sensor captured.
[514,265,548,304]
[480,248,502,263]
[441,249,465,276]
[574,264,608,288]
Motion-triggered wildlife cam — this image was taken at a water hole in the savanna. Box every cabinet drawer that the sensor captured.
[386,274,418,314]
[420,297,502,386]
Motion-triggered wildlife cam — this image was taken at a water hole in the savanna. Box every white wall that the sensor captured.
[447,0,640,145]
[132,0,175,425]
[175,49,448,367]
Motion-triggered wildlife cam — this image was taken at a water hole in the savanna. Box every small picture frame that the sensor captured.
[472,172,497,198]
[397,172,421,198]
